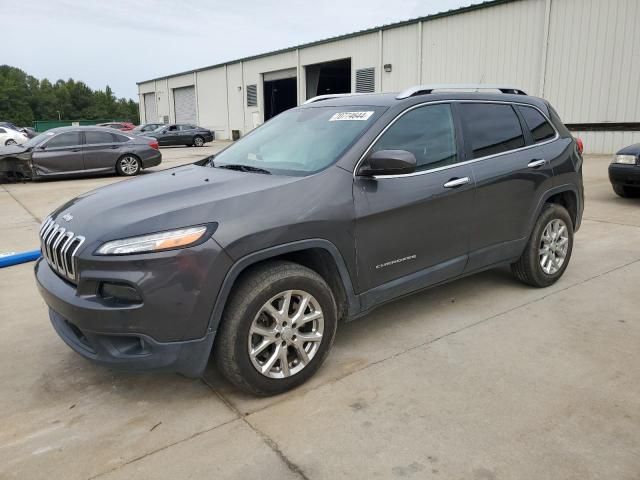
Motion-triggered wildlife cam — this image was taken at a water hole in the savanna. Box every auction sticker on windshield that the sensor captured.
[329,111,374,121]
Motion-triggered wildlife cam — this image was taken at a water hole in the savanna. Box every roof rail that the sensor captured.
[303,93,371,104]
[396,84,527,99]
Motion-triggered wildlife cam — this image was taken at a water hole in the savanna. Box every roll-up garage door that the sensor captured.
[143,92,156,123]
[173,86,197,124]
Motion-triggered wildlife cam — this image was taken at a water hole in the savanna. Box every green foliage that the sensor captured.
[0,65,139,126]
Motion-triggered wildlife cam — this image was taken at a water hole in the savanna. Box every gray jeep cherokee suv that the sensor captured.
[35,85,584,395]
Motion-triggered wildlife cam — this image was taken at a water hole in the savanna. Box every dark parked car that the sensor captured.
[0,126,161,181]
[147,124,214,147]
[609,143,640,198]
[97,122,136,131]
[35,85,583,395]
[131,123,165,135]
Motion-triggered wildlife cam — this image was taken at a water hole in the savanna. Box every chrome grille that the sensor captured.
[39,217,85,283]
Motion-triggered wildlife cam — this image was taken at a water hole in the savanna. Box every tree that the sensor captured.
[0,65,139,126]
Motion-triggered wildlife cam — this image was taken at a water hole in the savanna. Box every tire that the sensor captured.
[213,261,338,396]
[5,139,17,146]
[116,155,141,176]
[511,203,574,288]
[193,135,205,147]
[613,184,640,198]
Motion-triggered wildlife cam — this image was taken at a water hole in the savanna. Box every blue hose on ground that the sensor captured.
[0,249,41,268]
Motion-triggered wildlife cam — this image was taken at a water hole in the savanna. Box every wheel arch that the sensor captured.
[531,184,582,234]
[207,239,359,335]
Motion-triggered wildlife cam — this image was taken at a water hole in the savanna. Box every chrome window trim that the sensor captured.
[353,99,559,180]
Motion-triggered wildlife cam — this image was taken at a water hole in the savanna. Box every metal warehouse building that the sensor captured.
[137,0,640,154]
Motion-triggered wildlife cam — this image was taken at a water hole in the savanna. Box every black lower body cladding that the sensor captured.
[34,238,232,375]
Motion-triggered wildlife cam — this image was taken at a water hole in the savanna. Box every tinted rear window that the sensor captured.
[85,131,114,144]
[460,103,525,159]
[518,105,555,143]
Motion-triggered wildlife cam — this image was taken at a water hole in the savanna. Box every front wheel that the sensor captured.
[116,155,141,176]
[213,261,337,396]
[511,203,574,288]
[193,135,205,147]
[5,139,17,146]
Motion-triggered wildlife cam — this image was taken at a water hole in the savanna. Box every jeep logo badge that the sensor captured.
[62,212,73,222]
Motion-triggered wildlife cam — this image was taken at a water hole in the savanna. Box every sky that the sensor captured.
[3,0,476,100]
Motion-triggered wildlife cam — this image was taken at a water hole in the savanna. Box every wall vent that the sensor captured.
[247,84,258,107]
[355,68,375,93]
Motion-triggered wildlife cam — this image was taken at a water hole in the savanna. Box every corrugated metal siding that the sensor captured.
[572,131,640,155]
[420,0,545,95]
[143,93,156,123]
[381,24,420,91]
[226,63,244,135]
[544,0,640,123]
[196,67,228,138]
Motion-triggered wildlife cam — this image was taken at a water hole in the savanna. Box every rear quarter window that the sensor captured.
[517,105,556,143]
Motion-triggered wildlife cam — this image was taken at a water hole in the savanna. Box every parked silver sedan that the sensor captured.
[0,126,161,181]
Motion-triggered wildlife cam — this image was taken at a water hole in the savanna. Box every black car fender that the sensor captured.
[528,184,583,236]
[206,239,359,335]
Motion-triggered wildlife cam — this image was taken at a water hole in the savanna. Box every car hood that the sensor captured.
[617,143,640,156]
[49,164,300,245]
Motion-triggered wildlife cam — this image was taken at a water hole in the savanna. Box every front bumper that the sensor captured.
[34,238,232,376]
[609,162,640,187]
[48,308,214,376]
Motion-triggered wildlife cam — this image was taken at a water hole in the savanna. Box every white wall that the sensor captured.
[196,67,228,139]
[139,0,639,150]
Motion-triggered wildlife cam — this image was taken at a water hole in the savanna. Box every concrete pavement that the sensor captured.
[0,150,638,479]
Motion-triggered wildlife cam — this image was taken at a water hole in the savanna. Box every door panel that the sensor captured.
[353,103,474,300]
[460,102,555,271]
[32,132,84,175]
[83,131,120,171]
[354,165,475,296]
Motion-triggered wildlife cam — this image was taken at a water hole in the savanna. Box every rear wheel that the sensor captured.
[613,183,640,198]
[193,135,205,147]
[116,155,141,176]
[214,261,337,396]
[511,203,574,288]
[5,139,16,146]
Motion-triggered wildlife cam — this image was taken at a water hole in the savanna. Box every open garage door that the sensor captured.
[143,93,157,123]
[305,58,351,100]
[173,86,197,124]
[263,68,297,121]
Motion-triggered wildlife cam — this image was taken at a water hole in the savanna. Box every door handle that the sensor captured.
[443,177,470,188]
[527,159,546,168]
[71,148,81,152]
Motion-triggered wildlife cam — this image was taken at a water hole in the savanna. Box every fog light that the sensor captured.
[99,282,142,304]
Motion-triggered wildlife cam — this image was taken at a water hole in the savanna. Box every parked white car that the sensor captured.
[0,126,28,146]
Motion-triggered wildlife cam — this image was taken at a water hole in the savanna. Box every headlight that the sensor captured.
[614,154,637,165]
[96,226,208,255]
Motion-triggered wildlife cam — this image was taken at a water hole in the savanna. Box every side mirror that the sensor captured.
[358,150,417,177]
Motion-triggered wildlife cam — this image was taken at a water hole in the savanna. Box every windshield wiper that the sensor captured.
[215,163,271,175]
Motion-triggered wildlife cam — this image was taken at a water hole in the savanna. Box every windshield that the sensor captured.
[211,106,383,175]
[23,131,55,148]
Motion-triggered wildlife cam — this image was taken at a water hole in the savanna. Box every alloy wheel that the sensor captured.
[119,156,139,175]
[248,290,324,379]
[194,137,204,147]
[539,218,569,274]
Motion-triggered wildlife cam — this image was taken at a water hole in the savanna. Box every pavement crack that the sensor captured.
[583,216,640,228]
[86,416,240,480]
[202,378,310,480]
[1,184,42,224]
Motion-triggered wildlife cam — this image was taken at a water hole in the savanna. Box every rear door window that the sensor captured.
[460,103,525,159]
[45,132,82,148]
[517,105,556,143]
[85,131,114,145]
[372,104,457,171]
